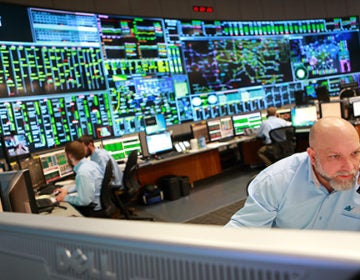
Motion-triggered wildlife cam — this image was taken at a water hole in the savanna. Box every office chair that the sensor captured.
[112,150,154,221]
[340,88,357,99]
[268,126,296,164]
[76,159,118,218]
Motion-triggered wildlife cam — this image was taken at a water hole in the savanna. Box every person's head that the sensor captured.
[266,107,277,117]
[78,135,95,157]
[307,117,360,192]
[65,141,86,167]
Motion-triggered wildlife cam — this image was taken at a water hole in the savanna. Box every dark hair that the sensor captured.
[65,141,85,161]
[78,135,94,146]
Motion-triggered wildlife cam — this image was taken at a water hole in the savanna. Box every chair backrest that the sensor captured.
[340,88,357,99]
[122,150,141,192]
[269,126,296,161]
[100,159,117,217]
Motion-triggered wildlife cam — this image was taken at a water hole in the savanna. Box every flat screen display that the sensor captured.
[291,106,318,127]
[3,134,30,158]
[144,114,166,135]
[232,111,263,136]
[319,102,342,118]
[145,131,173,155]
[353,100,360,117]
[207,117,234,142]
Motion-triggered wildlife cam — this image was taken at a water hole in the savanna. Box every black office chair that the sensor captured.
[112,150,154,221]
[267,126,296,163]
[76,159,118,218]
[340,88,357,99]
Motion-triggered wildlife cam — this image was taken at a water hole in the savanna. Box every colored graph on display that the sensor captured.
[0,1,360,153]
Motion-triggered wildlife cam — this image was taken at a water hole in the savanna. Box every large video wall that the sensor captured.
[0,2,360,151]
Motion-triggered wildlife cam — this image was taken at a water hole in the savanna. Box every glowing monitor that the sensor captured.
[2,134,30,159]
[291,106,318,127]
[207,117,234,142]
[232,111,263,136]
[353,100,360,118]
[145,131,173,155]
[144,114,166,135]
[102,134,142,161]
[319,102,342,118]
[39,150,73,184]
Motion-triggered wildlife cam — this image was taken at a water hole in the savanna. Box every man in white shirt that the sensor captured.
[257,107,291,166]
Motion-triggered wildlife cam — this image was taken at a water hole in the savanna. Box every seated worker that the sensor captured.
[55,141,104,216]
[256,107,291,166]
[78,135,123,187]
[225,117,360,231]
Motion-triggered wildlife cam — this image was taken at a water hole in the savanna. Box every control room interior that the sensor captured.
[1,0,360,221]
[1,1,360,278]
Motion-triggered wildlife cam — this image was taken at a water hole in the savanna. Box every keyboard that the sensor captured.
[36,195,57,212]
[37,184,56,195]
[158,151,181,159]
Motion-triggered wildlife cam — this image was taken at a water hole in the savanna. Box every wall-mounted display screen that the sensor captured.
[144,114,167,135]
[0,1,360,153]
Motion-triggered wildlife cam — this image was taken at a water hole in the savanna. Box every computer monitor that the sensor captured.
[0,170,38,214]
[319,101,343,118]
[121,134,142,157]
[315,86,330,102]
[0,213,359,279]
[207,117,234,142]
[19,157,47,191]
[39,150,73,184]
[232,111,263,136]
[352,100,360,118]
[102,134,142,161]
[144,114,166,135]
[190,121,209,143]
[145,131,173,155]
[291,105,318,127]
[294,90,309,106]
[2,134,30,160]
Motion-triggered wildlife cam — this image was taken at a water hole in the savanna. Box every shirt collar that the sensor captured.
[73,158,87,173]
[306,156,323,188]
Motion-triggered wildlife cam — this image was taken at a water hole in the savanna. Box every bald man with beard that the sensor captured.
[226,117,360,231]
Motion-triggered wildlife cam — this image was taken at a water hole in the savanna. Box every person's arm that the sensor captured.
[224,174,280,228]
[256,123,265,139]
[63,174,95,206]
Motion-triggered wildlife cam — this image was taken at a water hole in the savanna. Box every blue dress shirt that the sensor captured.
[64,158,104,210]
[91,148,123,187]
[225,152,360,231]
[257,116,291,144]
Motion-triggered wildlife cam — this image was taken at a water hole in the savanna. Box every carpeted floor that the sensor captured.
[184,199,246,225]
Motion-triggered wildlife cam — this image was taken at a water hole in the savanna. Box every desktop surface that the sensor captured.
[0,213,358,280]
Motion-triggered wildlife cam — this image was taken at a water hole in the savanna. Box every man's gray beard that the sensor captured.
[315,157,356,191]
